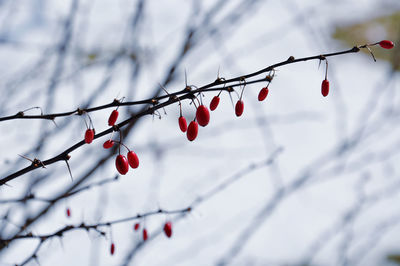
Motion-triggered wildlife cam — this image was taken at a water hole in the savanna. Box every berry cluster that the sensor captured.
[108,221,173,256]
[81,105,141,176]
[177,74,274,141]
[80,41,395,174]
[132,220,172,242]
[106,108,140,175]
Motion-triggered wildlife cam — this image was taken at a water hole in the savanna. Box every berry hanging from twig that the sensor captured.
[258,87,269,101]
[187,120,198,141]
[163,221,172,238]
[321,79,329,97]
[103,140,114,149]
[143,228,148,241]
[134,223,140,231]
[108,110,119,126]
[115,155,129,175]
[178,116,187,132]
[379,40,395,49]
[320,58,329,97]
[110,243,115,255]
[127,151,139,169]
[210,96,220,111]
[84,129,95,144]
[235,100,244,117]
[196,105,210,127]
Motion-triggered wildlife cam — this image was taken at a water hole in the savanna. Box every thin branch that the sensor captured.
[0,46,365,186]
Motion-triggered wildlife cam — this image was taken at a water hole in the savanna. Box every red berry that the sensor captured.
[235,100,244,117]
[108,110,119,126]
[379,40,394,49]
[84,129,95,144]
[127,151,139,169]
[143,228,148,241]
[187,120,198,141]
[163,221,172,238]
[110,243,115,255]
[196,105,210,127]
[115,155,129,175]
[103,140,114,149]
[178,116,187,132]
[321,79,329,97]
[134,223,140,231]
[66,208,71,218]
[210,96,220,111]
[258,87,269,101]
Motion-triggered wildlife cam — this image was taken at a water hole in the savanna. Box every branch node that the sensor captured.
[112,98,121,105]
[76,108,84,116]
[287,56,295,62]
[32,159,46,169]
[112,125,120,132]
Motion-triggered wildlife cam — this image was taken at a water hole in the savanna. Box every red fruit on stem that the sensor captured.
[127,151,139,169]
[163,221,172,238]
[110,243,115,255]
[84,129,94,144]
[321,79,329,97]
[66,208,71,218]
[134,223,140,231]
[108,110,119,126]
[258,87,269,101]
[196,105,210,127]
[379,40,394,49]
[115,155,129,175]
[178,116,187,132]
[103,140,114,149]
[235,100,244,117]
[210,96,220,111]
[187,121,198,141]
[143,228,148,241]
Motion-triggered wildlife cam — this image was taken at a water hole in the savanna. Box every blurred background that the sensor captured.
[0,0,400,265]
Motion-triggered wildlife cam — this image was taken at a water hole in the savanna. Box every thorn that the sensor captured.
[65,160,73,181]
[365,46,377,62]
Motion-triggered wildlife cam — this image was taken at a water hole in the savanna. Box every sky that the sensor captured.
[0,0,400,265]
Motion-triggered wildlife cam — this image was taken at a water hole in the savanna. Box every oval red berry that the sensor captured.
[127,151,139,169]
[196,105,210,127]
[258,87,269,101]
[379,40,394,49]
[84,129,94,144]
[163,221,172,238]
[66,208,71,218]
[103,140,114,149]
[134,223,140,231]
[210,96,220,111]
[178,116,187,132]
[187,121,198,141]
[235,100,244,117]
[108,110,119,126]
[321,79,329,97]
[110,243,115,255]
[115,155,129,175]
[143,228,148,241]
